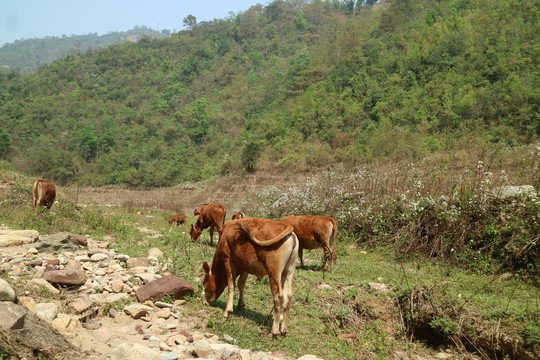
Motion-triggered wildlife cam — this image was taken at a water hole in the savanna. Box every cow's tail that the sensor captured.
[331,218,338,264]
[238,222,294,246]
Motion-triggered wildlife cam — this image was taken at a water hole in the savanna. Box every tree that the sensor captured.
[241,140,263,173]
[0,128,11,158]
[183,15,197,31]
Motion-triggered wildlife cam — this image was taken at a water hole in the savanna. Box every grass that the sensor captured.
[0,146,538,359]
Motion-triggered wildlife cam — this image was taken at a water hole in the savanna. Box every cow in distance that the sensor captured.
[32,179,56,213]
[168,213,187,226]
[190,203,226,246]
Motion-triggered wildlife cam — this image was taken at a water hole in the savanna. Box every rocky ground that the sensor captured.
[0,226,324,360]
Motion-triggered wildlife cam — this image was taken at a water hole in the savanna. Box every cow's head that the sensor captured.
[190,224,201,242]
[168,218,174,225]
[202,261,226,306]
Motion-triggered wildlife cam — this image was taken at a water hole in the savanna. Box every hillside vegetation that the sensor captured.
[0,26,167,73]
[0,0,538,188]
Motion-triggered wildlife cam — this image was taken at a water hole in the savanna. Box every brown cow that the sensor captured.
[168,213,187,226]
[279,215,337,279]
[190,203,226,246]
[202,217,298,336]
[32,179,56,213]
[231,211,245,220]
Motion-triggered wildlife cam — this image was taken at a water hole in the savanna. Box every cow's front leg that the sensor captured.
[224,264,235,317]
[237,272,248,311]
[209,227,214,247]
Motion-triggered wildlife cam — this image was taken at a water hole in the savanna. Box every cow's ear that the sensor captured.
[202,262,210,275]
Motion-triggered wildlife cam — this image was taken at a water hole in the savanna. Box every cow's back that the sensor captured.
[200,203,226,227]
[280,215,334,249]
[221,218,296,278]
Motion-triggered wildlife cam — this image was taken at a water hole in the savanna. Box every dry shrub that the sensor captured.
[398,286,538,360]
[0,312,80,360]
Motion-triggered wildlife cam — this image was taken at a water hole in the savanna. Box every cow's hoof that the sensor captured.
[237,304,246,311]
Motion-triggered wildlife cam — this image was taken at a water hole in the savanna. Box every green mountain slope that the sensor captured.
[0,26,167,73]
[0,0,538,187]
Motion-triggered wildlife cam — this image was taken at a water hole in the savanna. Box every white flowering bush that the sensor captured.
[237,152,539,273]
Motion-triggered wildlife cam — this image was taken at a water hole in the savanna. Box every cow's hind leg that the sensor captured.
[269,276,283,337]
[280,265,296,336]
[237,272,248,311]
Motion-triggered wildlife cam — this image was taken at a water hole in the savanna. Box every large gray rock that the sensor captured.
[492,185,536,200]
[135,275,195,303]
[43,268,86,286]
[0,278,16,302]
[0,301,27,330]
[31,232,80,253]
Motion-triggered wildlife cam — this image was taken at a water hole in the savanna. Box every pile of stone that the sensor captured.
[0,227,323,360]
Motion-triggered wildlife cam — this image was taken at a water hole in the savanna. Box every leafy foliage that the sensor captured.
[0,0,538,187]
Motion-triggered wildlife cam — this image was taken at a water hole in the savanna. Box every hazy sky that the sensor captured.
[1,0,266,46]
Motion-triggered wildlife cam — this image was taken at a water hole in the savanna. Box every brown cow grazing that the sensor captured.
[231,211,245,220]
[202,217,298,336]
[190,203,226,246]
[32,179,56,213]
[279,215,337,279]
[168,213,187,226]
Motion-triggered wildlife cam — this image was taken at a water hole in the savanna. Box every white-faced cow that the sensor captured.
[32,179,56,213]
[279,215,337,279]
[202,217,298,337]
[231,211,245,220]
[168,213,187,226]
[190,203,226,246]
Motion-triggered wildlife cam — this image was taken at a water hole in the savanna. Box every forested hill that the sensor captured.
[0,0,538,188]
[0,26,167,73]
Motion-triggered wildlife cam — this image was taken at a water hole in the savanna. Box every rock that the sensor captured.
[0,234,35,247]
[368,282,389,294]
[223,334,238,344]
[135,275,195,303]
[111,280,125,293]
[68,294,93,314]
[90,253,109,262]
[28,278,60,296]
[0,301,27,330]
[46,259,60,266]
[338,333,356,341]
[160,352,179,360]
[110,343,160,360]
[19,296,37,313]
[154,308,170,319]
[148,248,164,258]
[126,257,149,268]
[297,356,325,360]
[109,308,118,318]
[36,302,58,322]
[492,185,536,200]
[27,247,39,255]
[51,314,81,335]
[32,232,80,253]
[89,292,129,306]
[43,268,86,286]
[70,234,88,247]
[65,259,82,270]
[0,278,16,302]
[124,303,151,319]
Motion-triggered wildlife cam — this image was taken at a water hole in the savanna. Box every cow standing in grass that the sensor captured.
[32,179,56,213]
[190,203,226,246]
[280,215,337,279]
[168,213,187,226]
[202,217,298,336]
